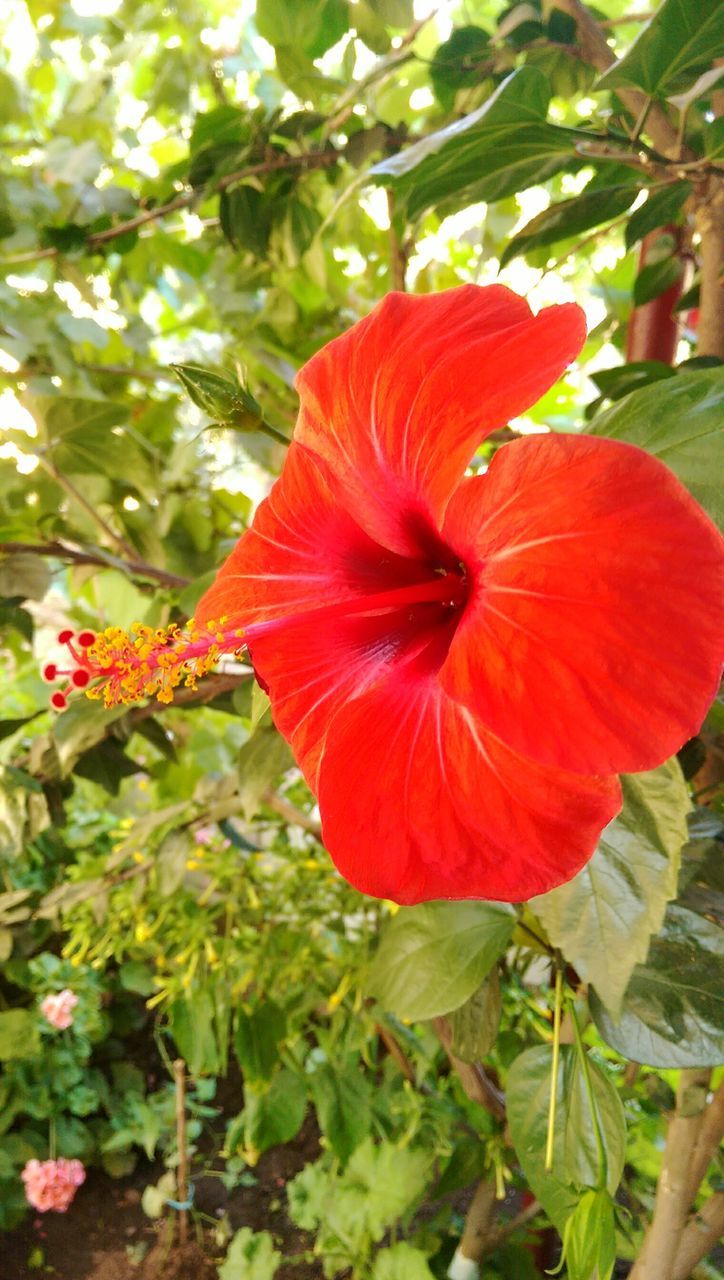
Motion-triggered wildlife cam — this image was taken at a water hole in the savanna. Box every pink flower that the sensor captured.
[40,989,79,1030]
[21,1159,86,1212]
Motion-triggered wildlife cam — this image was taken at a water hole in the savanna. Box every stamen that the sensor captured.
[43,573,468,712]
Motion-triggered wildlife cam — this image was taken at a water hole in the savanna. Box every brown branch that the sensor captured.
[695,178,724,359]
[262,788,322,838]
[1,149,339,264]
[0,540,190,589]
[672,1193,724,1280]
[433,1016,506,1122]
[629,1069,712,1280]
[386,190,408,291]
[484,1198,543,1250]
[549,0,692,161]
[376,1021,416,1083]
[458,1179,498,1265]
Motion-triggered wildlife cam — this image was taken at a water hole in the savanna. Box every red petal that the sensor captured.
[295,285,586,555]
[195,442,457,787]
[317,674,621,904]
[442,434,724,775]
[195,441,437,629]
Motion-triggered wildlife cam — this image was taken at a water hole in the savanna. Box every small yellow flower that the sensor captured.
[186,858,199,871]
[132,851,145,864]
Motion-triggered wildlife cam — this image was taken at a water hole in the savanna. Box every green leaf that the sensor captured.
[372,67,575,221]
[449,968,501,1063]
[596,0,724,98]
[369,900,515,1021]
[234,1000,287,1082]
[309,1058,372,1162]
[501,185,639,266]
[591,359,675,402]
[507,1045,626,1231]
[0,1010,41,1061]
[169,990,219,1075]
[256,0,350,59]
[238,723,293,821]
[633,253,684,306]
[430,26,491,110]
[371,1243,436,1280]
[244,1068,307,1157]
[559,1188,616,1280]
[219,1228,282,1280]
[624,182,691,250]
[0,553,50,601]
[219,186,272,257]
[366,0,413,26]
[590,903,724,1067]
[532,762,689,1019]
[589,366,724,527]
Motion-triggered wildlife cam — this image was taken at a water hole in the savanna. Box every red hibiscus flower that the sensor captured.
[191,285,723,904]
[50,285,723,904]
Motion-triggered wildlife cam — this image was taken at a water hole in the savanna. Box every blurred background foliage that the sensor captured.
[0,0,722,1277]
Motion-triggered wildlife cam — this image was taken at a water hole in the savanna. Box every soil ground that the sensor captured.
[3,1118,324,1280]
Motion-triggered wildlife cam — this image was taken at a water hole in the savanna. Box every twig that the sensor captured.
[1,150,339,264]
[484,1198,543,1250]
[173,1059,189,1246]
[0,540,190,589]
[386,190,408,291]
[376,1021,416,1083]
[37,456,136,559]
[695,178,724,359]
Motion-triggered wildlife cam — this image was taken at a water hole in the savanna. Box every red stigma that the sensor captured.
[77,631,96,648]
[57,629,74,644]
[71,669,91,688]
[50,691,68,711]
[42,663,58,682]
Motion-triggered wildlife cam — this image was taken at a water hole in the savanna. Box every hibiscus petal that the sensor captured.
[195,441,436,630]
[317,672,621,904]
[441,433,724,776]
[295,284,586,555]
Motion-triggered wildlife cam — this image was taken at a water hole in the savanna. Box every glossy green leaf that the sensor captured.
[449,968,501,1063]
[0,554,50,602]
[501,185,639,266]
[590,904,724,1067]
[169,990,220,1075]
[369,900,515,1021]
[507,1045,626,1231]
[589,367,724,527]
[596,0,724,97]
[309,1058,372,1162]
[625,182,691,250]
[372,67,575,220]
[532,762,689,1018]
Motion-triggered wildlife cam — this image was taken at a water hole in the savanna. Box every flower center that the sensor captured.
[42,572,468,711]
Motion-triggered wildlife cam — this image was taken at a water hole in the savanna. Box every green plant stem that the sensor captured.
[569,997,607,1189]
[258,419,290,446]
[48,1115,57,1161]
[544,964,564,1172]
